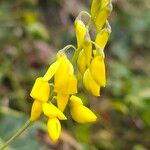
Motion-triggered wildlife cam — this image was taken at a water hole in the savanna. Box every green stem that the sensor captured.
[0,119,32,150]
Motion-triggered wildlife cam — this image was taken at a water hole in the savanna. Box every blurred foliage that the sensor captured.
[0,0,150,150]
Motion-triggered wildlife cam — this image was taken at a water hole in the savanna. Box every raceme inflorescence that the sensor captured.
[30,0,112,142]
[0,0,112,148]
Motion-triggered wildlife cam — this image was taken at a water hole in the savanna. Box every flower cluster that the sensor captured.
[30,0,112,142]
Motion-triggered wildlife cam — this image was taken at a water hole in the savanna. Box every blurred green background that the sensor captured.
[0,0,150,150]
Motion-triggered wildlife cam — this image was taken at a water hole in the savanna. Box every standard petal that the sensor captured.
[30,77,50,102]
[43,61,61,81]
[47,118,61,142]
[54,56,73,93]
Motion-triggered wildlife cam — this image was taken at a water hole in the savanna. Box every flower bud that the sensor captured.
[95,28,110,50]
[90,53,106,87]
[100,0,109,10]
[77,49,86,74]
[30,77,50,102]
[95,3,112,31]
[83,69,100,96]
[47,118,61,142]
[42,103,67,120]
[83,30,92,66]
[91,0,101,18]
[30,100,43,121]
[70,96,97,123]
[75,20,86,47]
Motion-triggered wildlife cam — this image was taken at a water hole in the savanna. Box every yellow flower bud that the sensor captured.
[83,69,100,96]
[47,118,61,142]
[30,77,50,102]
[57,94,69,112]
[100,0,109,10]
[83,30,92,66]
[91,0,101,18]
[75,20,86,47]
[95,28,110,50]
[77,49,86,74]
[70,95,97,123]
[42,103,67,120]
[43,61,60,81]
[30,100,43,121]
[54,55,77,94]
[90,54,106,87]
[95,3,112,31]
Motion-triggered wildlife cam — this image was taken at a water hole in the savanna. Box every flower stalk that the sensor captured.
[0,119,32,150]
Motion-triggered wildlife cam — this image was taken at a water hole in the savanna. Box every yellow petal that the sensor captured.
[77,49,86,74]
[54,55,73,94]
[90,55,106,87]
[57,94,69,112]
[43,61,60,81]
[71,105,97,123]
[68,74,78,94]
[70,95,83,106]
[83,39,92,66]
[95,28,110,50]
[91,0,101,18]
[75,20,86,47]
[47,118,61,142]
[30,77,50,102]
[54,56,77,94]
[83,69,100,96]
[30,100,43,121]
[100,0,109,10]
[42,103,67,120]
[95,3,112,31]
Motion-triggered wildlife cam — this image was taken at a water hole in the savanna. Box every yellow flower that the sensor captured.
[54,55,77,94]
[42,103,67,120]
[83,30,92,66]
[91,0,101,18]
[83,69,100,96]
[30,100,43,121]
[47,117,61,142]
[95,3,112,31]
[75,20,86,47]
[100,0,110,10]
[90,51,106,87]
[30,77,50,103]
[53,54,77,111]
[95,28,110,50]
[70,95,97,123]
[77,49,86,74]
